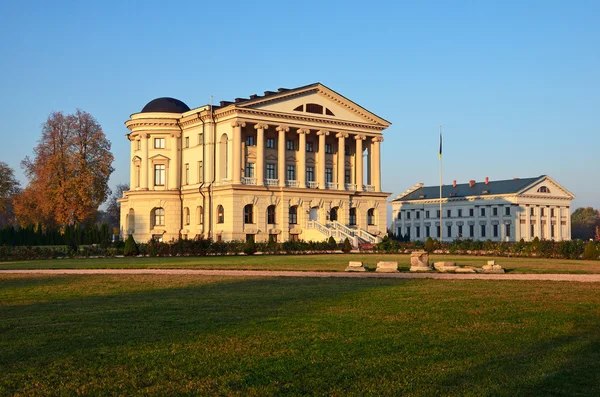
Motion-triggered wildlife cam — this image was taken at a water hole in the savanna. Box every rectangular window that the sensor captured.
[344,169,351,184]
[458,209,463,217]
[286,140,295,150]
[325,143,333,154]
[407,212,411,220]
[458,224,463,237]
[506,224,511,238]
[469,224,474,237]
[306,166,315,182]
[344,144,350,155]
[154,138,165,149]
[185,163,189,185]
[405,227,410,240]
[290,234,299,242]
[245,162,255,177]
[266,138,275,148]
[306,142,314,152]
[437,226,441,238]
[505,206,510,216]
[269,234,277,243]
[425,210,430,219]
[493,224,498,237]
[325,168,333,183]
[551,208,555,217]
[551,224,555,238]
[197,161,203,183]
[426,226,430,237]
[531,223,535,237]
[246,136,255,146]
[447,209,451,218]
[481,224,486,237]
[286,165,296,181]
[416,211,420,219]
[154,164,165,186]
[136,140,141,150]
[416,226,421,238]
[541,208,545,217]
[480,208,486,217]
[185,137,189,148]
[198,133,203,145]
[436,210,440,218]
[266,163,276,179]
[447,225,452,238]
[493,207,498,216]
[530,207,535,216]
[398,211,402,220]
[469,208,474,217]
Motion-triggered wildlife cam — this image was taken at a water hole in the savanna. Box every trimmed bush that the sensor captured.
[123,235,139,256]
[342,238,352,254]
[243,236,257,256]
[424,237,434,253]
[328,236,337,250]
[582,242,599,260]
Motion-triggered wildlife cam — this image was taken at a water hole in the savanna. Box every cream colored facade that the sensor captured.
[119,84,391,245]
[391,176,575,242]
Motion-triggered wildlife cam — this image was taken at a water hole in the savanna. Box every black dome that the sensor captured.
[141,97,190,113]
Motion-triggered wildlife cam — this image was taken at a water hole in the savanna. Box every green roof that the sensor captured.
[392,176,545,202]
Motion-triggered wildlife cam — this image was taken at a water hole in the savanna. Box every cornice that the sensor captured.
[215,108,386,132]
[317,88,381,125]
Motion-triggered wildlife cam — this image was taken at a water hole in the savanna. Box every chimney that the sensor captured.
[469,180,476,187]
[485,177,489,185]
[453,180,457,188]
[513,177,519,180]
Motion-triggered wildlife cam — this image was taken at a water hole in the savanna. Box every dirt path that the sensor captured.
[1,269,600,282]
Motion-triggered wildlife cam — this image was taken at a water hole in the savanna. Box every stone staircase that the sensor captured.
[306,221,381,247]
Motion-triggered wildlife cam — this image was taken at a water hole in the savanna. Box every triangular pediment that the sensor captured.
[149,154,171,161]
[235,83,390,127]
[518,176,575,199]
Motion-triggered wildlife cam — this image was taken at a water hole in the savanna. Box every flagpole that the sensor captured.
[439,125,443,242]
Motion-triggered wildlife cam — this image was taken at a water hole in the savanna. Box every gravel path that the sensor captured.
[1,269,600,282]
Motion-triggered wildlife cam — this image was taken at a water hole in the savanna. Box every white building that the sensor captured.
[391,175,575,242]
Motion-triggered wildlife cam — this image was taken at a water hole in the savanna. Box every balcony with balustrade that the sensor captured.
[241,176,256,185]
[307,181,319,189]
[325,182,338,190]
[286,180,299,188]
[264,179,279,187]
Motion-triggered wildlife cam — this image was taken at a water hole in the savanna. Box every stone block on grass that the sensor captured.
[410,250,432,272]
[345,261,367,272]
[434,261,458,272]
[376,261,399,273]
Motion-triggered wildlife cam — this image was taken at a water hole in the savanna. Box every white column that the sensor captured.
[354,134,365,191]
[130,137,136,188]
[140,133,149,189]
[336,132,348,190]
[514,205,521,242]
[169,131,180,190]
[297,128,310,188]
[317,130,328,189]
[231,121,244,184]
[254,123,268,186]
[546,206,552,240]
[277,125,289,187]
[371,136,383,192]
[566,207,571,240]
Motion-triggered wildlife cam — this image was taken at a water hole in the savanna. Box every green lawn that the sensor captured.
[1,274,599,396]
[1,253,600,273]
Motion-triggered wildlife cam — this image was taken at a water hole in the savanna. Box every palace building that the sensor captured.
[391,175,575,242]
[119,83,391,245]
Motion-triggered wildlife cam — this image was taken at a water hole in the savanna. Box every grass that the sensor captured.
[1,253,600,274]
[1,274,600,396]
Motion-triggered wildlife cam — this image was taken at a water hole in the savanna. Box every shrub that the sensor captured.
[327,236,337,250]
[123,235,139,256]
[243,237,257,256]
[582,242,599,260]
[424,237,434,253]
[342,238,352,254]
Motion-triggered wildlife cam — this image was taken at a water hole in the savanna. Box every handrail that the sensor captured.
[332,221,354,237]
[357,228,377,243]
[308,220,333,237]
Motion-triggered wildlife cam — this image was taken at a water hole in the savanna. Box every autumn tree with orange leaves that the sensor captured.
[14,110,114,227]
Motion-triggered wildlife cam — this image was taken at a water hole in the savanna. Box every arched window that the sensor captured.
[184,207,190,225]
[537,186,550,193]
[196,206,203,225]
[330,207,338,222]
[267,205,276,224]
[244,204,254,224]
[217,205,224,224]
[152,208,165,227]
[289,206,298,224]
[349,208,357,226]
[367,208,375,225]
[127,208,135,232]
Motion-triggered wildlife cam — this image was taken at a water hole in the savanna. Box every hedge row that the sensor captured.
[1,237,599,261]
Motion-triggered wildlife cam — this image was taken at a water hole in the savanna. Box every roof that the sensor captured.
[141,97,190,113]
[392,176,546,202]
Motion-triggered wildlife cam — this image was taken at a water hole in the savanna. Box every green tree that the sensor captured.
[571,207,600,240]
[0,162,20,222]
[342,238,352,253]
[582,242,598,260]
[424,237,434,253]
[123,234,139,256]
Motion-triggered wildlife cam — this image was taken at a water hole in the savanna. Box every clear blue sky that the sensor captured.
[1,0,598,216]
